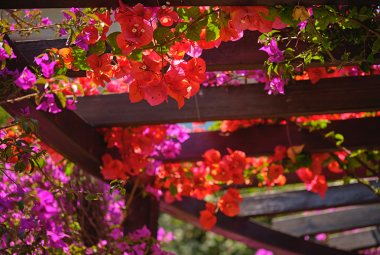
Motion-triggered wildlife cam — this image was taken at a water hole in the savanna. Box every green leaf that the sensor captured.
[177,8,190,22]
[56,91,66,108]
[322,41,332,50]
[62,11,77,22]
[85,194,98,200]
[127,49,143,62]
[175,22,188,33]
[360,61,371,73]
[185,32,201,41]
[372,38,380,54]
[260,7,278,22]
[17,200,24,212]
[75,83,85,96]
[71,46,91,71]
[54,74,69,83]
[86,13,100,22]
[341,52,351,61]
[205,22,220,42]
[169,185,178,197]
[367,53,374,64]
[1,59,6,70]
[153,27,174,43]
[106,32,123,56]
[66,193,73,203]
[89,40,106,56]
[335,133,344,145]
[3,43,12,59]
[188,6,200,18]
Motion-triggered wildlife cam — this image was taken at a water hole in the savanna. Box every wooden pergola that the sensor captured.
[3,2,380,254]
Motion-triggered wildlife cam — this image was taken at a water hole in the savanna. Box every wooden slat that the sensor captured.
[161,117,380,162]
[1,0,378,10]
[160,196,355,255]
[328,227,380,251]
[3,35,107,180]
[238,181,380,217]
[74,76,380,127]
[14,30,380,75]
[272,204,380,236]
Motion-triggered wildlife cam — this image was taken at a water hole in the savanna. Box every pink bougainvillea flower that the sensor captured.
[65,99,77,110]
[41,61,56,78]
[264,77,285,95]
[36,93,61,114]
[35,53,49,65]
[41,17,52,26]
[259,38,283,63]
[145,184,163,201]
[14,67,36,90]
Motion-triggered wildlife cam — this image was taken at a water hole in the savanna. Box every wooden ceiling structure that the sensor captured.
[3,2,380,253]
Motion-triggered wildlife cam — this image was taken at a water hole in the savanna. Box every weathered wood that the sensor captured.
[2,0,378,10]
[123,190,159,238]
[238,181,380,217]
[3,35,107,180]
[160,196,355,255]
[14,30,380,76]
[328,227,380,251]
[160,117,380,162]
[272,204,380,236]
[73,76,380,127]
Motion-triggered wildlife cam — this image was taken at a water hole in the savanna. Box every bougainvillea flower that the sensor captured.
[87,53,113,73]
[199,202,217,230]
[328,160,343,173]
[264,77,285,95]
[157,6,179,26]
[123,17,153,46]
[96,11,113,40]
[233,6,273,33]
[115,2,153,25]
[309,175,328,198]
[259,38,283,63]
[220,26,240,42]
[197,29,222,49]
[268,164,284,180]
[203,149,221,165]
[130,54,161,81]
[309,153,330,176]
[116,33,137,56]
[36,93,61,114]
[74,33,90,51]
[35,53,49,65]
[41,17,53,26]
[82,26,100,44]
[65,99,77,110]
[129,80,146,102]
[58,48,75,68]
[140,79,169,106]
[307,67,328,84]
[145,184,163,201]
[41,61,56,78]
[272,145,287,162]
[218,189,242,217]
[14,67,36,90]
[296,167,314,184]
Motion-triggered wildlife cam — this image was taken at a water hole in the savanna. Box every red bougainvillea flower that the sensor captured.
[197,29,222,49]
[199,202,217,230]
[309,153,330,176]
[58,48,75,69]
[100,154,128,180]
[287,144,305,163]
[140,79,169,106]
[96,11,113,40]
[82,26,100,44]
[220,25,239,42]
[218,188,242,217]
[272,145,287,162]
[233,6,273,33]
[130,54,161,81]
[309,175,328,198]
[122,17,153,46]
[86,53,114,87]
[328,160,343,173]
[268,164,284,180]
[115,2,153,25]
[157,6,179,27]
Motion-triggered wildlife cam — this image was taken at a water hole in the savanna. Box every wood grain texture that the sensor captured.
[160,196,355,255]
[272,204,380,236]
[3,36,107,181]
[160,117,380,162]
[73,76,380,127]
[2,0,378,9]
[238,181,380,217]
[328,227,380,251]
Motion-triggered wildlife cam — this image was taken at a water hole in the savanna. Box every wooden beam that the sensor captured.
[160,197,355,255]
[160,117,380,162]
[14,30,380,76]
[3,35,107,181]
[272,204,380,237]
[1,0,377,10]
[238,181,380,217]
[74,76,380,127]
[328,227,380,251]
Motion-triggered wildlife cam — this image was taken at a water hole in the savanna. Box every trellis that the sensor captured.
[3,2,380,254]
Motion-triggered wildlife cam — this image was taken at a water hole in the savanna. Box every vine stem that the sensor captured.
[124,174,141,217]
[307,18,337,63]
[0,167,20,187]
[0,124,18,130]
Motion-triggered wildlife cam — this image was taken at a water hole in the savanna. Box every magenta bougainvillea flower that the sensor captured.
[41,61,56,78]
[36,93,62,114]
[14,67,36,90]
[259,38,284,63]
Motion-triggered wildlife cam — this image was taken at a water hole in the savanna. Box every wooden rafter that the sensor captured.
[72,76,380,127]
[1,0,378,10]
[160,117,380,162]
[328,227,380,251]
[238,181,380,217]
[272,204,380,236]
[160,196,355,255]
[14,30,380,77]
